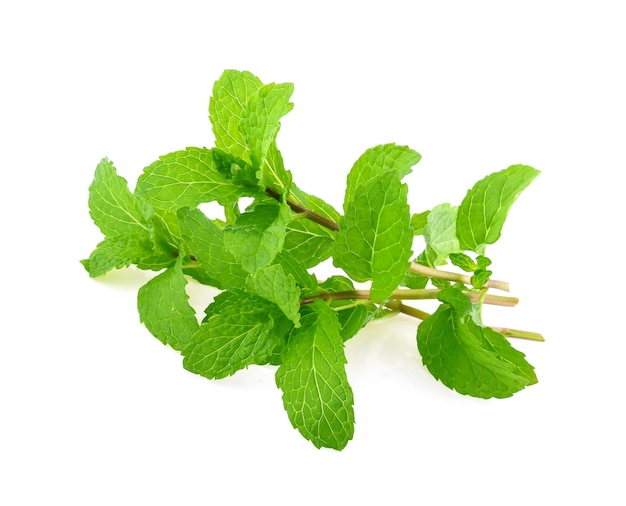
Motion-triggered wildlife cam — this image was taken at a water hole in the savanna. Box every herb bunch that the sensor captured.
[82,70,542,450]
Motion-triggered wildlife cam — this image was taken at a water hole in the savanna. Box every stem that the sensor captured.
[266,188,340,231]
[301,288,517,307]
[389,302,543,341]
[391,301,432,321]
[491,327,545,341]
[410,262,510,292]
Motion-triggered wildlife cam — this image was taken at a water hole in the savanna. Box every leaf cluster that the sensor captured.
[82,69,542,450]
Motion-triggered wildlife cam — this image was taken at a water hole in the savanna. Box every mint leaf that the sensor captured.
[417,288,537,398]
[245,264,301,326]
[88,158,150,238]
[334,172,413,301]
[82,158,175,276]
[135,147,243,210]
[177,207,247,290]
[411,210,430,235]
[137,258,199,351]
[274,251,318,293]
[344,143,421,208]
[224,201,291,274]
[183,291,290,379]
[471,269,492,289]
[449,252,477,272]
[283,186,340,268]
[84,69,543,451]
[457,164,540,252]
[209,70,264,163]
[276,300,354,450]
[423,203,460,266]
[81,236,146,277]
[336,304,369,342]
[240,82,293,173]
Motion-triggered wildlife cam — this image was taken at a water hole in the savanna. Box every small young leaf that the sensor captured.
[411,210,430,236]
[276,300,354,450]
[137,258,199,351]
[449,252,477,273]
[457,164,540,252]
[471,269,492,289]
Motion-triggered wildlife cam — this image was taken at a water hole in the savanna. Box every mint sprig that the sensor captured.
[82,69,543,450]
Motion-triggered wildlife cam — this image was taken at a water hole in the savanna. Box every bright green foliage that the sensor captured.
[246,264,301,326]
[224,201,291,274]
[82,69,542,451]
[457,164,540,252]
[417,288,537,398]
[137,258,198,351]
[135,147,242,209]
[81,159,175,277]
[411,210,430,236]
[276,300,354,450]
[283,186,340,268]
[334,173,413,301]
[177,207,248,290]
[423,203,461,266]
[209,70,264,163]
[449,252,477,272]
[240,83,294,191]
[343,143,420,208]
[183,291,289,379]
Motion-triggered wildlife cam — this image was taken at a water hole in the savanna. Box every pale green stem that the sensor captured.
[491,327,545,341]
[410,262,510,292]
[301,288,517,307]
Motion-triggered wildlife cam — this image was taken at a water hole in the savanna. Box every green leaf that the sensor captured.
[81,236,144,277]
[224,201,291,274]
[137,258,199,351]
[259,142,293,193]
[82,159,175,276]
[183,291,290,379]
[457,164,540,252]
[417,289,537,398]
[283,186,340,268]
[423,203,461,265]
[344,143,421,208]
[245,264,301,326]
[88,158,150,238]
[471,269,492,289]
[135,147,243,210]
[333,173,413,301]
[411,210,430,235]
[449,252,477,273]
[240,82,294,170]
[209,70,264,163]
[177,207,247,290]
[336,304,369,342]
[275,300,354,450]
[274,251,318,293]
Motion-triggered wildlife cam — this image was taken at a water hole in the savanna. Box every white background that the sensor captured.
[2,1,624,504]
